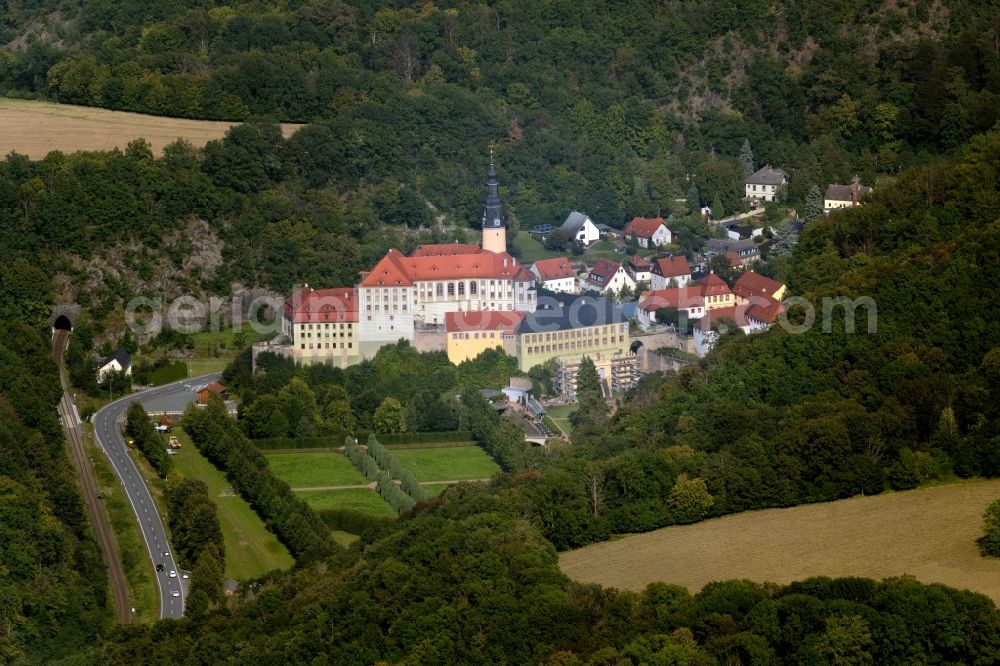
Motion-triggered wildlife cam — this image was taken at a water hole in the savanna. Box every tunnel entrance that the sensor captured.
[53,315,73,331]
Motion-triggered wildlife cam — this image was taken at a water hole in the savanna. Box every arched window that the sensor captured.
[447,282,455,296]
[458,282,465,295]
[470,281,478,295]
[436,283,443,297]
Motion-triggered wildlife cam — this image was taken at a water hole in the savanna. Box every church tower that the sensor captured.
[480,154,507,254]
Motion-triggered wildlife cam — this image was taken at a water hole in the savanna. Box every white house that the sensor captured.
[560,211,601,246]
[636,288,705,328]
[745,165,787,202]
[626,255,652,285]
[97,349,132,382]
[583,258,635,296]
[623,216,672,248]
[530,257,577,293]
[649,255,692,289]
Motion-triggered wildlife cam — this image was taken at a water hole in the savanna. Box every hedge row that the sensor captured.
[125,402,172,477]
[344,437,380,481]
[376,470,416,513]
[183,398,334,562]
[375,430,474,445]
[252,435,341,450]
[368,436,429,503]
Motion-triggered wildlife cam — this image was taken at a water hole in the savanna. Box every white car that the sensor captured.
[171,591,180,598]
[181,573,189,579]
[162,551,170,558]
[168,570,177,578]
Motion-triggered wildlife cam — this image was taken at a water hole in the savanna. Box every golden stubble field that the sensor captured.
[0,98,304,158]
[559,478,1000,603]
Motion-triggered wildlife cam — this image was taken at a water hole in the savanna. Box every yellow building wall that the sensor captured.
[516,322,629,372]
[704,292,735,311]
[447,329,507,364]
[294,322,360,368]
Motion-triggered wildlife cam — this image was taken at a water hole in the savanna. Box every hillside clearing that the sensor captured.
[0,98,303,159]
[559,479,1000,603]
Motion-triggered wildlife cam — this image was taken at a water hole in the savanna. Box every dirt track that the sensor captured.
[53,329,131,623]
[560,479,1000,604]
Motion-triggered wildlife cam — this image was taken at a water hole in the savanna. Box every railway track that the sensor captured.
[52,329,131,624]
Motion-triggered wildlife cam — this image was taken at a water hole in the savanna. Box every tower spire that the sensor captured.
[480,154,507,253]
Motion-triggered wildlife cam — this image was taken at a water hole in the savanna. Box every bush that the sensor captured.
[125,401,171,477]
[316,508,397,542]
[979,499,1000,557]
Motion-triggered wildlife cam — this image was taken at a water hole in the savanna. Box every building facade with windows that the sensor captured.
[445,311,524,364]
[514,295,628,372]
[282,286,360,367]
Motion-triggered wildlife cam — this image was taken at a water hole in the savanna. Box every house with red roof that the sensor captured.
[530,257,578,293]
[583,258,635,296]
[692,294,785,356]
[649,255,692,289]
[698,272,735,311]
[626,255,652,284]
[636,287,706,328]
[733,271,787,304]
[445,311,525,364]
[282,286,360,367]
[623,216,672,248]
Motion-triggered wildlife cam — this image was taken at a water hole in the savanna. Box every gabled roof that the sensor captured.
[586,258,622,285]
[746,165,787,186]
[197,381,226,395]
[410,243,482,257]
[445,310,525,333]
[733,271,785,300]
[708,238,757,254]
[285,287,359,324]
[623,216,668,239]
[99,349,132,370]
[697,273,732,298]
[517,295,622,333]
[825,180,872,203]
[628,255,652,270]
[561,211,594,234]
[652,255,691,278]
[746,296,784,324]
[360,249,531,286]
[638,288,704,312]
[532,257,576,281]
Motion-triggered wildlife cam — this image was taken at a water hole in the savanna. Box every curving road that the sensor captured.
[92,372,221,620]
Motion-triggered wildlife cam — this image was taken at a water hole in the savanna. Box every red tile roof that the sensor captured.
[652,255,691,279]
[285,287,359,323]
[697,273,732,298]
[587,258,623,283]
[696,305,749,332]
[628,255,651,270]
[198,382,226,395]
[359,249,531,287]
[624,216,668,239]
[733,271,785,300]
[445,310,526,333]
[532,257,576,281]
[638,288,704,312]
[746,296,783,324]
[410,243,482,257]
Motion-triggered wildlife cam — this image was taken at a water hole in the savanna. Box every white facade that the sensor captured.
[358,285,417,358]
[561,212,601,246]
[650,272,691,290]
[744,182,781,202]
[97,357,131,382]
[530,272,577,294]
[412,278,535,325]
[585,266,635,295]
[634,225,672,248]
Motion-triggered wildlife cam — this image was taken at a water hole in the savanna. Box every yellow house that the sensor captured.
[283,287,360,368]
[446,311,525,364]
[733,271,787,305]
[514,295,628,372]
[698,273,735,311]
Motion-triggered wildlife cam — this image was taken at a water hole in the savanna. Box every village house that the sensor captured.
[825,176,872,213]
[693,296,785,357]
[707,238,759,266]
[649,255,692,289]
[626,255,652,285]
[196,382,226,405]
[530,257,577,293]
[636,287,706,328]
[582,258,635,296]
[699,273,735,311]
[733,271,787,304]
[445,310,525,364]
[623,216,672,248]
[745,165,787,202]
[96,349,132,383]
[559,211,601,246]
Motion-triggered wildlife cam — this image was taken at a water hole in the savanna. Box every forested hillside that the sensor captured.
[0,321,111,663]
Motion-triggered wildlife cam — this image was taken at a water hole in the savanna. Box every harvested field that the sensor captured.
[559,479,1000,604]
[0,98,303,159]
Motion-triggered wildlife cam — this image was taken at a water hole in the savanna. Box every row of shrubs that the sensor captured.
[343,436,429,512]
[251,430,475,450]
[125,402,171,477]
[184,398,334,562]
[367,437,428,502]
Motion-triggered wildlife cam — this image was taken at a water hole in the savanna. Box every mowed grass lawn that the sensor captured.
[297,488,397,518]
[512,233,558,262]
[265,452,366,488]
[559,478,1000,604]
[391,446,499,482]
[171,429,294,579]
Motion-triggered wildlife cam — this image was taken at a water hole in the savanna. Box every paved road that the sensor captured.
[92,372,220,620]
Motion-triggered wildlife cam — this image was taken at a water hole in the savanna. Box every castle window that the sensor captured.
[448,282,455,296]
[436,284,444,297]
[458,282,465,295]
[470,282,478,295]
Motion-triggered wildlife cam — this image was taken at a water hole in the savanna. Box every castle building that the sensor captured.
[282,286,360,368]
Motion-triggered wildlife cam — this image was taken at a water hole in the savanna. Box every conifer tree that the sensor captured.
[739,139,754,180]
[805,184,824,222]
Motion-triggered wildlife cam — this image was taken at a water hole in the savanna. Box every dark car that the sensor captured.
[156,563,164,572]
